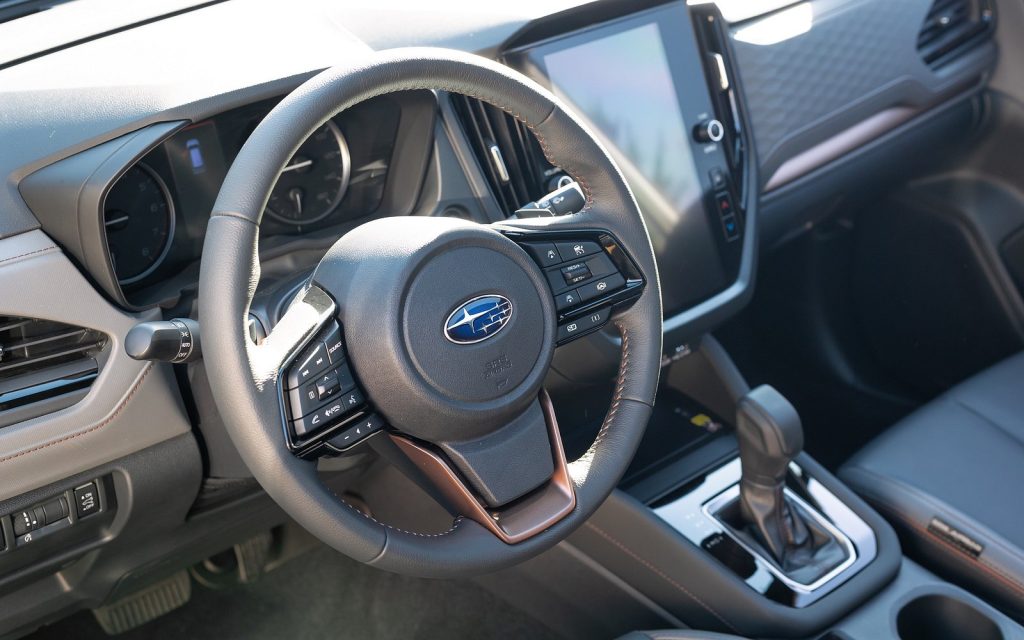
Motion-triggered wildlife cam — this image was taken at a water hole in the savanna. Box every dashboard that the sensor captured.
[101,93,421,303]
[0,0,1000,628]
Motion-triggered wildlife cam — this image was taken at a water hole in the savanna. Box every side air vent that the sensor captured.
[917,0,994,69]
[0,316,106,418]
[449,94,557,216]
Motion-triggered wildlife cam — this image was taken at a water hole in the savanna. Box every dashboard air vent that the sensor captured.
[917,0,994,69]
[0,316,106,416]
[449,94,556,215]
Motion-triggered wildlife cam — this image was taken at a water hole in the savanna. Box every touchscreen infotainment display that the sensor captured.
[511,6,732,317]
[543,23,700,217]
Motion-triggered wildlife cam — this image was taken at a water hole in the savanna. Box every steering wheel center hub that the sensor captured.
[311,217,556,442]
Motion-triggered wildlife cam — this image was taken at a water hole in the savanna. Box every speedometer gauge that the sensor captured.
[103,163,175,285]
[265,120,351,226]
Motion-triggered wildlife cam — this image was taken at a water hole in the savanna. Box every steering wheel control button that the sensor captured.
[556,289,581,311]
[554,240,601,262]
[557,306,610,343]
[74,482,100,518]
[287,339,331,389]
[326,413,384,452]
[315,370,341,400]
[322,323,345,363]
[292,398,346,437]
[522,242,561,267]
[578,273,626,302]
[559,261,592,286]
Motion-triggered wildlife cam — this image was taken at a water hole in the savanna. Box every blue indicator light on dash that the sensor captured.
[186,139,205,174]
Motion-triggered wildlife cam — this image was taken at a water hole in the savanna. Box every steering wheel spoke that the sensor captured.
[389,390,575,544]
[268,285,380,459]
[493,221,647,346]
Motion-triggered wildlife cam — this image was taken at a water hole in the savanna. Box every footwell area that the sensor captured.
[27,546,561,640]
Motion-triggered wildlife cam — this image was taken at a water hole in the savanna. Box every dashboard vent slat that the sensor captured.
[449,94,555,216]
[0,317,106,378]
[917,0,994,69]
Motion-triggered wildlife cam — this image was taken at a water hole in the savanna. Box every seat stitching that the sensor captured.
[844,466,1024,569]
[870,499,1024,601]
[584,521,740,633]
[952,397,1024,450]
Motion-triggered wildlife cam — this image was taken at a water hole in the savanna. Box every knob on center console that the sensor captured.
[693,118,725,143]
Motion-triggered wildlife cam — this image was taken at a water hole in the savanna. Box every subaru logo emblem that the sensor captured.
[444,295,513,344]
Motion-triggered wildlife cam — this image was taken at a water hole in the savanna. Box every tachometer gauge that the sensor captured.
[265,120,351,226]
[103,163,175,285]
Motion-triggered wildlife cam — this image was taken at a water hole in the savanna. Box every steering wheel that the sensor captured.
[198,48,663,577]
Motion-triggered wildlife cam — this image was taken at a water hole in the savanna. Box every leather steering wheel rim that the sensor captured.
[198,48,663,577]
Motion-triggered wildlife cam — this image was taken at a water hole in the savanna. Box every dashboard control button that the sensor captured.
[721,215,740,241]
[554,240,601,262]
[42,498,67,525]
[709,168,728,191]
[555,289,581,311]
[287,339,331,389]
[557,307,610,342]
[578,273,625,302]
[560,261,592,286]
[12,510,38,536]
[322,323,345,364]
[694,118,725,143]
[74,482,100,518]
[522,242,561,267]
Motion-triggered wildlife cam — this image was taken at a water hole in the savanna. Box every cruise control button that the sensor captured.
[557,307,610,342]
[555,241,601,262]
[322,323,345,364]
[74,482,100,518]
[286,339,331,389]
[522,242,561,267]
[584,252,617,279]
[578,273,625,302]
[555,289,581,311]
[560,261,592,286]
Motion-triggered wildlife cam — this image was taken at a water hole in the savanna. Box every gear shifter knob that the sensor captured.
[736,385,803,487]
[735,385,809,564]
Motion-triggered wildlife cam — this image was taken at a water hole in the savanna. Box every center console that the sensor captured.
[502,0,757,349]
[544,335,1024,639]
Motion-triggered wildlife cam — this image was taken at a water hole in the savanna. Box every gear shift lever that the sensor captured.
[735,385,811,565]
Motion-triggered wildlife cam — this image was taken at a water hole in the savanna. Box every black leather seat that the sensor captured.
[840,352,1024,621]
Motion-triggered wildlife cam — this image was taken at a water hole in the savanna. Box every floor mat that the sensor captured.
[26,546,562,640]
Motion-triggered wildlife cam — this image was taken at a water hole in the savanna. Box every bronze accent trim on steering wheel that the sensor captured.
[390,390,574,544]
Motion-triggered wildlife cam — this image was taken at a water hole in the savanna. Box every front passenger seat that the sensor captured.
[840,352,1024,621]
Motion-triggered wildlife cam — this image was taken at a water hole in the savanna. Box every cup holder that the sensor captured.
[897,594,1003,640]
